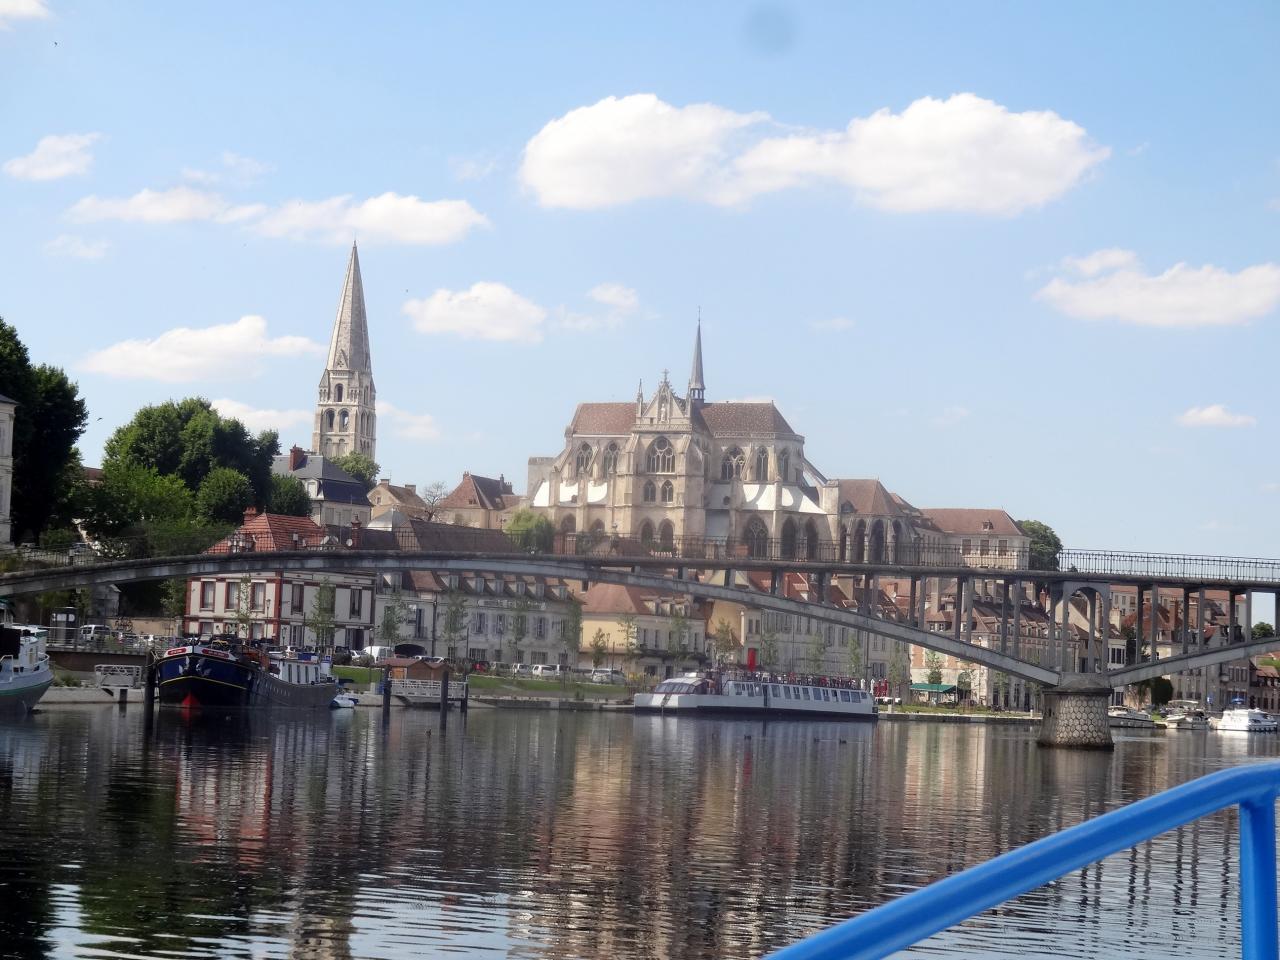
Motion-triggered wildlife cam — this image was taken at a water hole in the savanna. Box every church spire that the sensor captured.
[687,316,705,403]
[325,242,372,374]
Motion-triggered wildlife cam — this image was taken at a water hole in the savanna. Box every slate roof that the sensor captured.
[836,479,908,517]
[272,451,369,506]
[0,392,15,405]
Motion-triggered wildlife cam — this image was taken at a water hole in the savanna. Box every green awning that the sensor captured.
[910,683,957,693]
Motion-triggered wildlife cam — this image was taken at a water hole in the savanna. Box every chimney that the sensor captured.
[349,517,362,549]
[378,476,389,485]
[243,506,260,523]
[404,483,416,494]
[289,445,305,471]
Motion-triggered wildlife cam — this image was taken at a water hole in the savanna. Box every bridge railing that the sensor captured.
[765,762,1280,960]
[1059,549,1280,585]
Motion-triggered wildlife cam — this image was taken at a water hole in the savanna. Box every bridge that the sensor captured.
[5,527,1280,748]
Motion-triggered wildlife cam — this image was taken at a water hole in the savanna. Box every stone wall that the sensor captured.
[1038,687,1113,749]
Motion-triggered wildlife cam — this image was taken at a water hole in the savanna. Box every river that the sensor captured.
[0,706,1274,959]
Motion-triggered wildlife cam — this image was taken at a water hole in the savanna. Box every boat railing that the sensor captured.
[766,762,1280,960]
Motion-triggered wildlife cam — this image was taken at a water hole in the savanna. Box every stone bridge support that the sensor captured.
[1037,674,1114,749]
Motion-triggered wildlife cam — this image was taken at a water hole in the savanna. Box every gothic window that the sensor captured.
[339,409,350,432]
[660,480,674,503]
[334,383,343,402]
[575,443,592,478]
[781,518,797,559]
[803,520,820,560]
[602,443,619,475]
[325,409,335,430]
[659,521,675,552]
[720,447,744,480]
[744,518,769,559]
[559,515,576,533]
[646,436,674,473]
[777,450,791,483]
[643,481,657,503]
[640,521,655,545]
[755,447,769,481]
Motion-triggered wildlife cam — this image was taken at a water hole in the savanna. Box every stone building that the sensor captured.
[577,582,707,678]
[369,479,431,521]
[0,392,13,548]
[272,446,371,527]
[436,472,520,529]
[312,243,376,461]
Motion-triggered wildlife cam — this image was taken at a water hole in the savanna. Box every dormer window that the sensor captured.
[982,520,994,531]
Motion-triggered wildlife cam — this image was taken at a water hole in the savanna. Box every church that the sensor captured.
[311,243,376,462]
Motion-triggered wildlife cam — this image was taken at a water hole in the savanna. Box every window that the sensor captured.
[534,617,546,640]
[334,383,343,402]
[225,581,239,610]
[474,612,487,633]
[349,589,363,618]
[660,480,674,503]
[575,443,592,478]
[496,614,506,635]
[755,447,769,481]
[200,582,215,611]
[602,443,619,475]
[339,409,350,431]
[646,436,674,473]
[720,447,744,480]
[468,647,487,661]
[998,540,1008,556]
[325,409,335,429]
[292,583,304,612]
[643,481,657,503]
[962,538,972,554]
[251,582,266,612]
[777,450,790,483]
[531,650,547,665]
[640,521,655,545]
[980,539,990,556]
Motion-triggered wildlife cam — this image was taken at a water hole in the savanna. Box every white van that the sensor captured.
[79,624,112,644]
[531,664,564,679]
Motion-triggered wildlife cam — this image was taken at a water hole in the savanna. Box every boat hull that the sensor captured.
[633,691,877,721]
[0,672,53,715]
[157,650,335,710]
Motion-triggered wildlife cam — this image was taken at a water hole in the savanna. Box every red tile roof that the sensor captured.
[695,402,797,437]
[918,508,1023,537]
[437,473,516,511]
[209,511,330,553]
[568,403,637,436]
[837,479,909,517]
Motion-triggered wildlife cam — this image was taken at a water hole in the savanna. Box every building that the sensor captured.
[272,445,371,527]
[312,243,376,461]
[369,479,431,521]
[577,582,707,678]
[0,392,13,548]
[436,472,520,529]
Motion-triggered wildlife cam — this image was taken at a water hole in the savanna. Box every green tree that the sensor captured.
[510,596,532,663]
[439,587,467,656]
[616,612,638,654]
[712,618,739,664]
[304,581,336,651]
[589,628,609,668]
[560,598,583,668]
[378,589,412,647]
[506,508,555,553]
[1019,519,1063,572]
[160,579,187,635]
[82,461,194,536]
[846,631,863,680]
[266,473,311,517]
[760,626,780,671]
[229,575,254,639]
[1253,621,1276,641]
[332,451,379,489]
[670,608,691,658]
[196,468,255,524]
[104,397,279,504]
[888,642,911,699]
[957,663,975,700]
[925,649,944,686]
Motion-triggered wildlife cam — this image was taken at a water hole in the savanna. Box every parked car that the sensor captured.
[79,624,111,645]
[532,664,565,679]
[490,661,511,675]
[590,668,624,684]
[511,663,533,677]
[469,660,491,673]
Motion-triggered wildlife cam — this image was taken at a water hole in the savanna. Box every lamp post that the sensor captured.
[430,595,439,658]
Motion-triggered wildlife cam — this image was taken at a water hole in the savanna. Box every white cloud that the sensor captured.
[0,0,50,30]
[1176,405,1256,429]
[182,151,273,186]
[82,315,323,382]
[810,317,854,331]
[377,400,441,441]
[45,234,107,260]
[4,132,101,180]
[1038,250,1280,327]
[68,186,263,224]
[211,398,312,434]
[450,153,500,182]
[251,192,489,245]
[1260,482,1280,494]
[521,92,1107,215]
[932,405,970,426]
[404,282,547,342]
[587,283,638,312]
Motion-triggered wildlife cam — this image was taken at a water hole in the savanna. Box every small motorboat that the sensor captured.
[1165,708,1211,730]
[1107,705,1160,729]
[330,691,359,710]
[1214,707,1278,733]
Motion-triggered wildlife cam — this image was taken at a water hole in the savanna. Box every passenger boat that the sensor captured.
[633,671,877,720]
[1214,707,1278,733]
[0,625,54,715]
[156,639,338,709]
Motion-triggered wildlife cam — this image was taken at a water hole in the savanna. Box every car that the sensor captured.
[490,661,511,675]
[532,664,565,679]
[511,663,533,677]
[79,624,111,646]
[469,660,491,673]
[590,668,624,684]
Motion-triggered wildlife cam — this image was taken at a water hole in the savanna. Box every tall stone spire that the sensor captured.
[687,318,705,403]
[312,243,377,460]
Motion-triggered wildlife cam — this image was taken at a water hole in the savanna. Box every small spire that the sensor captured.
[687,314,705,403]
[636,379,644,402]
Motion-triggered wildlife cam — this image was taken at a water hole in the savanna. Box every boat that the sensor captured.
[633,671,877,720]
[330,690,359,709]
[1107,705,1161,729]
[1214,707,1278,733]
[156,639,338,709]
[0,625,54,715]
[1164,703,1211,730]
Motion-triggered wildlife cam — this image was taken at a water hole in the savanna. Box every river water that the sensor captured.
[0,706,1275,960]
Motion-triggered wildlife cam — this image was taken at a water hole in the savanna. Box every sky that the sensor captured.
[2,1,1279,562]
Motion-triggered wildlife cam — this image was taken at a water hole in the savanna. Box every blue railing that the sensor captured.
[767,762,1280,960]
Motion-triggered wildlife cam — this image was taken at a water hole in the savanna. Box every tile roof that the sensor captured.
[918,508,1023,537]
[371,480,431,516]
[437,473,516,512]
[569,402,637,436]
[836,479,907,517]
[695,402,797,437]
[212,512,330,553]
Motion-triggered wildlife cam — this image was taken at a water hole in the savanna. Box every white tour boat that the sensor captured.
[634,672,877,721]
[1214,707,1278,733]
[0,624,54,715]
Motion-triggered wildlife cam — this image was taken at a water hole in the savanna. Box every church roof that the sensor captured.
[324,243,373,376]
[437,473,516,512]
[919,508,1023,537]
[836,479,908,517]
[695,402,796,437]
[569,402,637,436]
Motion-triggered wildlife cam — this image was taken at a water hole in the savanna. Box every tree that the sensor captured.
[925,649,944,686]
[1253,622,1276,641]
[589,628,609,668]
[82,461,194,536]
[616,612,638,654]
[378,589,413,647]
[160,579,187,635]
[104,397,279,504]
[1019,519,1063,572]
[561,599,583,668]
[669,608,691,659]
[712,618,739,664]
[196,468,255,524]
[846,631,863,681]
[506,508,555,553]
[888,643,911,699]
[229,575,254,639]
[332,451,379,489]
[806,630,825,673]
[760,626,780,671]
[421,480,450,509]
[957,663,975,701]
[438,587,468,656]
[266,474,311,517]
[303,581,336,651]
[510,596,531,663]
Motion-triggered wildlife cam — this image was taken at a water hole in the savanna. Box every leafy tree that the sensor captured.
[378,589,413,646]
[888,642,911,698]
[266,473,311,517]
[957,663,975,699]
[439,587,468,655]
[760,626,780,671]
[510,596,532,663]
[925,649,944,686]
[304,581,336,651]
[670,608,691,657]
[560,598,583,668]
[104,397,278,503]
[506,508,555,553]
[82,461,194,536]
[196,468,255,524]
[229,575,254,639]
[1019,519,1063,572]
[589,628,609,668]
[160,579,187,634]
[616,612,638,654]
[712,618,739,664]
[332,451,379,489]
[1253,622,1276,641]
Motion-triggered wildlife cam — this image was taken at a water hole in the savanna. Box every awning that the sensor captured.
[910,683,957,693]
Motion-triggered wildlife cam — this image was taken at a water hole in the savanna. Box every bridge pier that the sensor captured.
[1038,674,1114,750]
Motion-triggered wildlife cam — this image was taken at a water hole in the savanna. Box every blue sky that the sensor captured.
[2,1,1279,559]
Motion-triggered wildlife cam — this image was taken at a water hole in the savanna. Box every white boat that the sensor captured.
[633,672,877,721]
[0,624,54,715]
[1107,705,1160,729]
[1164,708,1211,730]
[1214,707,1278,733]
[330,691,359,709]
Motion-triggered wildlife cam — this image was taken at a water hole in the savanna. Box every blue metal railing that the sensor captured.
[767,762,1280,960]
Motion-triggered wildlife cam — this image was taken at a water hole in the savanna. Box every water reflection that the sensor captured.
[0,708,1272,959]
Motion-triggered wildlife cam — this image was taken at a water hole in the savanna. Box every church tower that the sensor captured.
[312,243,376,460]
[687,319,706,404]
